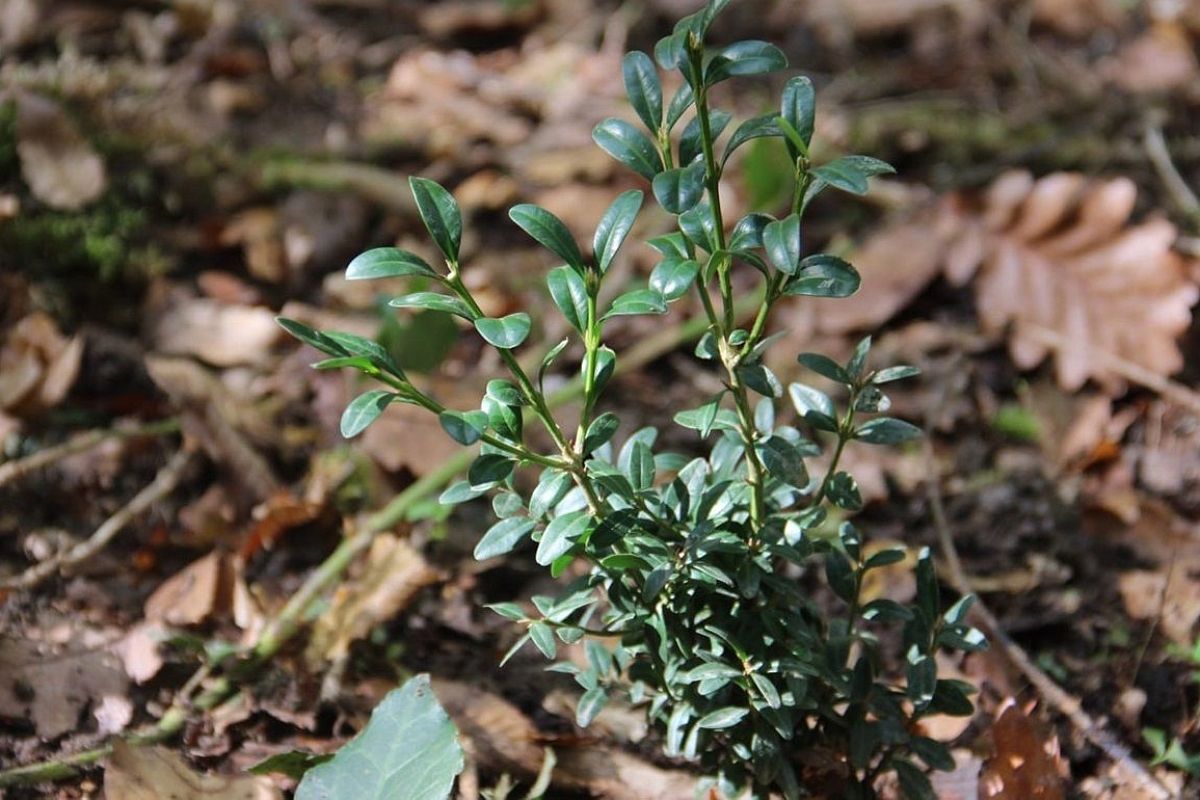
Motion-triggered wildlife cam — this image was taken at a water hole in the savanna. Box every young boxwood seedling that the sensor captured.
[282,1,985,796]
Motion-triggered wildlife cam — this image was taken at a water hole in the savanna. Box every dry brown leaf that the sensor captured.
[0,311,83,416]
[104,740,281,800]
[143,551,260,632]
[1118,563,1200,647]
[980,700,1068,799]
[1102,23,1199,93]
[305,535,441,666]
[113,623,167,684]
[0,636,129,738]
[1031,0,1127,36]
[945,171,1199,391]
[799,0,986,46]
[15,92,106,210]
[149,295,281,368]
[220,208,286,284]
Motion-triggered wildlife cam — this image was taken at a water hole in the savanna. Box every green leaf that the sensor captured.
[674,398,730,436]
[593,190,644,273]
[600,553,652,571]
[277,317,347,358]
[438,410,488,446]
[538,338,569,391]
[864,548,907,570]
[409,177,462,263]
[475,517,536,560]
[763,213,801,275]
[681,662,741,683]
[872,365,920,384]
[652,161,706,215]
[576,687,609,727]
[654,29,689,71]
[827,472,862,511]
[249,750,334,780]
[810,155,895,195]
[781,76,815,157]
[893,758,936,800]
[583,412,620,455]
[474,313,532,349]
[906,647,937,710]
[295,674,463,800]
[593,118,663,181]
[510,204,584,269]
[482,395,522,440]
[546,266,589,333]
[729,212,772,251]
[788,382,835,419]
[341,390,397,438]
[705,40,787,84]
[679,110,732,165]
[855,417,922,445]
[323,331,403,376]
[468,453,514,488]
[665,82,694,130]
[756,436,808,488]
[622,51,662,132]
[529,622,557,659]
[485,379,524,407]
[603,288,667,320]
[530,470,573,518]
[649,257,700,301]
[439,480,487,505]
[390,292,474,320]
[722,114,781,167]
[678,202,717,251]
[696,707,749,730]
[536,510,590,566]
[824,549,856,602]
[736,362,782,398]
[797,352,851,384]
[593,346,616,395]
[628,440,656,491]
[783,254,860,298]
[346,247,439,280]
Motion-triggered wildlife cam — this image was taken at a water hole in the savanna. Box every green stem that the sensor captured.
[811,394,857,507]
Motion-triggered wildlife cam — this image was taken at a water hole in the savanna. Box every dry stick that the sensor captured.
[0,419,180,490]
[1143,119,1200,221]
[922,432,1173,799]
[0,292,762,789]
[1023,322,1200,418]
[1,445,195,592]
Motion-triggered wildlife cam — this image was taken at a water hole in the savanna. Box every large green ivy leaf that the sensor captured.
[296,674,463,800]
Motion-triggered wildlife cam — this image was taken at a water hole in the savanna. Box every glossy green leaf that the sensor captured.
[530,469,573,518]
[652,161,706,215]
[475,517,536,560]
[665,82,694,130]
[855,417,922,444]
[536,510,590,566]
[893,759,936,800]
[409,177,462,263]
[824,549,856,603]
[697,707,749,730]
[783,253,860,298]
[474,313,532,349]
[322,331,402,376]
[722,114,781,167]
[705,40,787,84]
[583,412,620,455]
[788,382,835,419]
[593,119,663,181]
[529,622,557,659]
[678,202,717,251]
[485,379,525,406]
[810,155,895,195]
[576,687,609,727]
[872,365,920,384]
[679,109,731,166]
[756,436,808,488]
[295,675,462,800]
[510,204,584,269]
[346,247,439,280]
[438,410,488,446]
[341,390,397,438]
[763,213,801,275]
[277,317,347,358]
[439,480,487,505]
[603,288,667,320]
[482,395,522,441]
[622,51,662,132]
[593,190,644,273]
[654,29,689,71]
[390,292,474,321]
[780,76,815,157]
[649,257,700,301]
[546,266,589,333]
[468,453,514,488]
[797,352,851,384]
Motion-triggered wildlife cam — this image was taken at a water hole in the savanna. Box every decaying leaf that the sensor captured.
[1102,23,1199,94]
[1118,563,1200,647]
[149,295,282,368]
[945,171,1198,391]
[0,311,83,417]
[800,0,986,44]
[143,551,261,632]
[0,636,129,738]
[15,91,107,210]
[305,535,441,666]
[1031,0,1127,36]
[104,739,281,800]
[979,700,1067,799]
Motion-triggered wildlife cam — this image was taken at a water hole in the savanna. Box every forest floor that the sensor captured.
[3,0,1200,797]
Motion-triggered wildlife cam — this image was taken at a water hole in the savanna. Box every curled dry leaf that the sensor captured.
[0,311,83,417]
[304,535,441,667]
[150,295,282,368]
[105,740,281,800]
[143,551,261,632]
[15,91,107,210]
[980,700,1068,799]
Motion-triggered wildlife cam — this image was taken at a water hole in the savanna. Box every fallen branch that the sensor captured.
[1,445,196,592]
[0,419,179,490]
[921,418,1173,799]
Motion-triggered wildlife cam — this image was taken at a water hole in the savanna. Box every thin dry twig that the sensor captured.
[0,419,179,490]
[1,445,196,592]
[921,414,1173,799]
[1143,118,1200,221]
